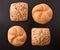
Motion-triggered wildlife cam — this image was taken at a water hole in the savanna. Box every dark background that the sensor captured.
[0,0,60,50]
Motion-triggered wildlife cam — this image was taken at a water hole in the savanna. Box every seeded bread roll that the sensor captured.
[10,2,28,21]
[8,26,27,46]
[31,28,51,46]
[32,3,53,24]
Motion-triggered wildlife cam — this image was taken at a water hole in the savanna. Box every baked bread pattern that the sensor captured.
[32,3,53,24]
[10,2,28,21]
[8,26,27,46]
[31,28,51,46]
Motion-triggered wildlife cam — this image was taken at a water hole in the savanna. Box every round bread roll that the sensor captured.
[31,28,51,46]
[32,3,53,24]
[10,2,28,21]
[8,26,27,46]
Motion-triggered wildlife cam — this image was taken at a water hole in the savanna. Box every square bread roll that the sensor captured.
[10,2,28,21]
[31,28,51,46]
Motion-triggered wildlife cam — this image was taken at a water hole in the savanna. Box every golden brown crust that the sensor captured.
[32,3,53,24]
[8,25,27,46]
[10,2,28,21]
[31,28,51,46]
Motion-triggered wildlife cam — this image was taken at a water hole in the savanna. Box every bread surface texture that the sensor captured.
[10,2,28,21]
[32,3,53,24]
[31,28,51,46]
[8,26,27,46]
